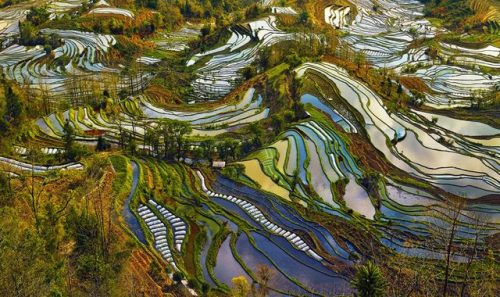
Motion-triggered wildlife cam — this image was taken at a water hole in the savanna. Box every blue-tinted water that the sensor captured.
[301,94,353,133]
[123,161,147,244]
[236,232,313,296]
[214,235,250,286]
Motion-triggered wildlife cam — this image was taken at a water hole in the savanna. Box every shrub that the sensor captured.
[187,278,200,290]
[173,271,184,282]
[27,6,50,26]
[96,136,111,152]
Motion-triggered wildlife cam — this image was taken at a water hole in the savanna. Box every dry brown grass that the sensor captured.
[276,14,297,27]
[109,0,135,9]
[119,250,168,297]
[144,84,183,105]
[400,76,432,94]
[80,13,133,29]
[4,161,173,295]
[146,71,268,111]
[304,0,333,27]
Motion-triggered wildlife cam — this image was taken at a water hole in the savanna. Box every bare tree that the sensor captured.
[25,144,47,227]
[442,200,465,297]
[428,199,466,297]
[255,264,275,297]
[39,82,52,115]
[459,213,489,297]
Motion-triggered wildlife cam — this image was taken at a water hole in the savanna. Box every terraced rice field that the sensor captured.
[239,112,370,214]
[237,158,291,200]
[0,0,85,40]
[378,178,500,256]
[412,65,499,108]
[88,7,134,18]
[0,156,83,173]
[50,54,494,292]
[324,6,350,29]
[229,86,498,257]
[2,0,497,293]
[326,0,438,68]
[0,5,28,38]
[194,171,354,295]
[438,43,500,69]
[412,109,500,137]
[297,62,499,199]
[114,158,356,295]
[153,25,201,52]
[136,56,161,65]
[138,203,179,270]
[271,7,298,15]
[0,0,156,100]
[141,88,270,136]
[0,29,139,97]
[322,0,499,107]
[187,16,305,101]
[48,0,83,16]
[34,87,270,149]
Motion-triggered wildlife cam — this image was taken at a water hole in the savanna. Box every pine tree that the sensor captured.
[96,136,110,152]
[63,119,76,161]
[351,261,387,297]
[4,86,22,121]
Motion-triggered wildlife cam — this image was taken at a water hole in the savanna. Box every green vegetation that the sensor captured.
[0,0,498,296]
[419,0,500,43]
[351,261,387,297]
[420,0,474,30]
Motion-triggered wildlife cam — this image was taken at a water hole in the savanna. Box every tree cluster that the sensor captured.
[0,85,23,135]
